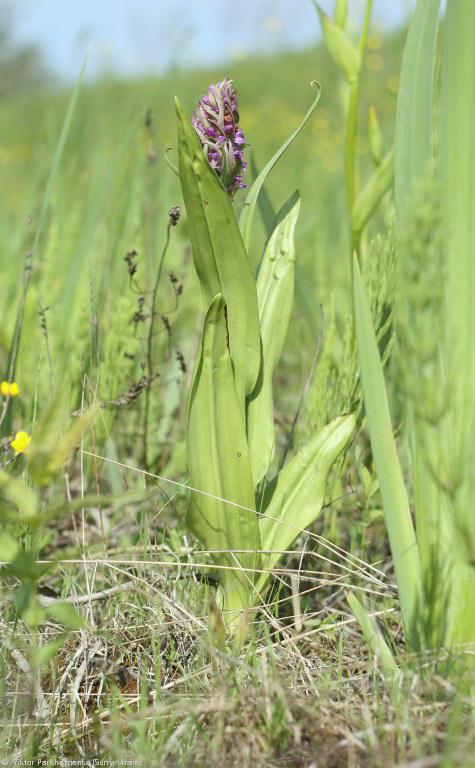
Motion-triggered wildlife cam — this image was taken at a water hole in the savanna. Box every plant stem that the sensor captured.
[346,0,374,261]
[142,220,172,469]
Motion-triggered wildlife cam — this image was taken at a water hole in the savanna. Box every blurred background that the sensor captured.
[0,0,414,457]
[2,0,413,88]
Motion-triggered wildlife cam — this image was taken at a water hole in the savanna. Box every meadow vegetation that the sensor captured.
[0,1,474,765]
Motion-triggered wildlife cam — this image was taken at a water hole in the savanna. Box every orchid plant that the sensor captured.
[175,78,355,633]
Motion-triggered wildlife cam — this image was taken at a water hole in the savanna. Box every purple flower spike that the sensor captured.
[192,77,247,197]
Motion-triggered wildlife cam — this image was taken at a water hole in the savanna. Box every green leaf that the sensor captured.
[335,0,348,28]
[0,531,20,562]
[207,596,227,652]
[27,402,99,487]
[247,192,300,485]
[239,83,321,252]
[176,97,261,406]
[46,601,86,629]
[439,0,475,644]
[352,148,394,235]
[353,256,422,649]
[248,150,276,239]
[347,592,399,679]
[10,549,43,581]
[395,0,440,229]
[186,295,260,623]
[31,638,66,669]
[368,105,383,166]
[21,594,46,629]
[313,2,361,82]
[0,469,38,522]
[3,63,85,436]
[258,414,355,591]
[45,488,163,525]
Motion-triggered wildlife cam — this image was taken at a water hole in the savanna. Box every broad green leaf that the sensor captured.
[439,0,475,644]
[27,402,99,487]
[296,269,320,336]
[0,469,38,522]
[347,592,398,678]
[352,148,394,235]
[239,83,321,252]
[441,0,475,514]
[313,2,361,82]
[258,414,355,591]
[186,295,260,622]
[353,256,422,649]
[247,192,300,485]
[395,0,440,229]
[176,97,260,406]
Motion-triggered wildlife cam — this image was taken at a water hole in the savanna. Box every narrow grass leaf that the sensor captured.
[335,0,348,28]
[312,2,361,82]
[353,255,422,648]
[395,0,440,229]
[368,105,383,166]
[347,592,398,679]
[4,64,85,432]
[352,148,394,235]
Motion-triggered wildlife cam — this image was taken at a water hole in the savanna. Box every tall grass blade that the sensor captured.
[439,0,475,644]
[347,592,398,679]
[395,0,440,228]
[353,256,422,648]
[312,2,361,82]
[4,64,85,432]
[352,148,394,236]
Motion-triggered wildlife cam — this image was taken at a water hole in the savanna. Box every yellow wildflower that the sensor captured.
[1,381,20,397]
[11,431,31,454]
